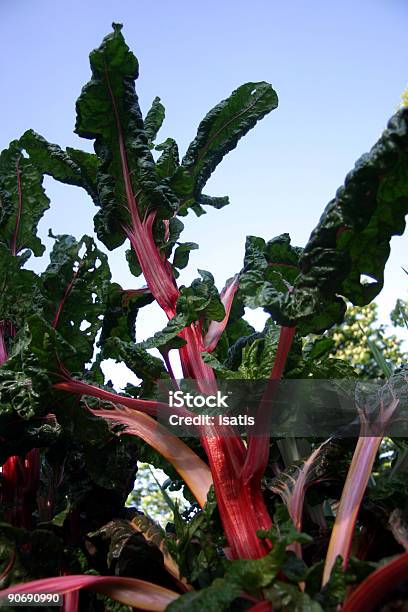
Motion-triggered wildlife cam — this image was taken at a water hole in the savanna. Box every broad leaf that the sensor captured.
[75,23,178,249]
[0,141,50,257]
[179,82,278,213]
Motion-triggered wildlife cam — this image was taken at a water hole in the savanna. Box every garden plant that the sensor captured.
[0,24,408,611]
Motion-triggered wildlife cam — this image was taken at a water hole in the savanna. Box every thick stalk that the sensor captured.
[104,64,273,558]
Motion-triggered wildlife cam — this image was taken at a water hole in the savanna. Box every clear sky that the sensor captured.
[1,0,407,382]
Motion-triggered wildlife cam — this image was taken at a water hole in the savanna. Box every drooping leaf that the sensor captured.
[88,518,173,587]
[99,284,154,347]
[172,242,199,270]
[20,129,99,200]
[179,81,278,213]
[266,109,408,333]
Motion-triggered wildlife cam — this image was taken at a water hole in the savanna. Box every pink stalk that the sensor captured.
[0,574,180,610]
[54,378,190,420]
[322,394,400,586]
[241,326,296,485]
[125,220,179,318]
[271,439,330,559]
[103,62,274,560]
[52,267,80,329]
[203,275,240,352]
[104,63,178,318]
[0,322,8,365]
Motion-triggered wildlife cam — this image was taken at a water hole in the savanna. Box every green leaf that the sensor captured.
[155,138,180,180]
[41,233,111,368]
[0,243,42,330]
[265,582,323,611]
[180,82,278,209]
[172,242,199,270]
[75,23,178,250]
[176,271,225,324]
[0,140,50,257]
[166,578,241,611]
[144,97,165,144]
[99,284,154,346]
[286,108,408,332]
[102,336,168,396]
[135,313,188,351]
[364,330,393,378]
[20,129,99,200]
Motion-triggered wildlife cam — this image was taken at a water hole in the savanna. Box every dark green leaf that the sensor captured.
[180,82,278,210]
[144,97,165,144]
[20,129,99,200]
[75,23,178,249]
[0,141,50,257]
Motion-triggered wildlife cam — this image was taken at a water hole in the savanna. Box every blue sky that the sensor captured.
[1,0,407,382]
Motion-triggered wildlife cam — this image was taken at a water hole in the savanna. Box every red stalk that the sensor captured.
[241,326,296,485]
[343,552,408,612]
[0,321,40,529]
[203,275,240,352]
[53,378,190,420]
[103,62,274,560]
[104,63,178,317]
[248,602,273,612]
[0,574,180,610]
[1,449,40,529]
[0,322,8,365]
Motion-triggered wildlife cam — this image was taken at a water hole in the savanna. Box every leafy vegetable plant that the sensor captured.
[0,23,408,611]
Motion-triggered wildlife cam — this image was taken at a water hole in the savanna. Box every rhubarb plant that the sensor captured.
[1,23,408,612]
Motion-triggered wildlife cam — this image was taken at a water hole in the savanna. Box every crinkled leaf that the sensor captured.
[135,313,188,351]
[102,336,168,396]
[179,81,278,213]
[265,582,323,611]
[144,97,165,145]
[20,129,99,200]
[266,109,408,333]
[41,233,111,368]
[75,23,178,249]
[0,140,50,257]
[88,519,171,586]
[99,284,154,346]
[0,243,42,331]
[177,270,225,324]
